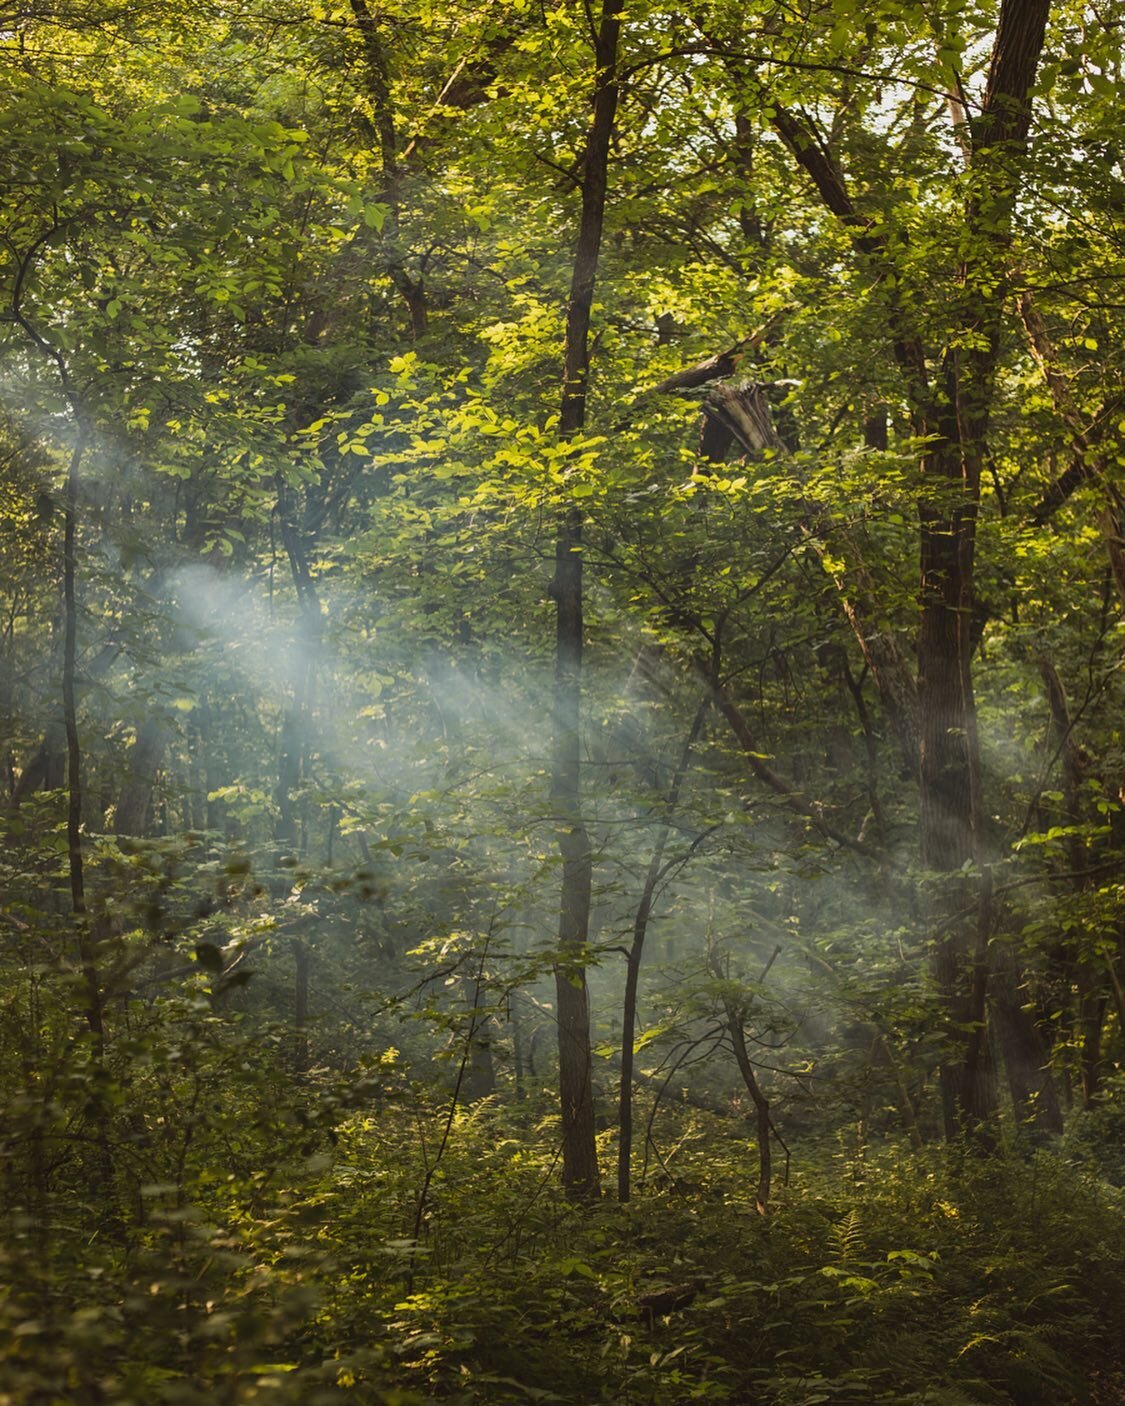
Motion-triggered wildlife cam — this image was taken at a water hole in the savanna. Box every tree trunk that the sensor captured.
[761,0,1050,1143]
[62,431,100,1026]
[917,429,996,1138]
[293,940,310,1073]
[114,711,169,837]
[459,974,496,1104]
[549,0,623,1201]
[349,0,429,338]
[1039,656,1106,1108]
[62,428,118,1225]
[724,1003,771,1216]
[551,505,600,1192]
[276,491,322,1073]
[14,642,120,806]
[618,696,708,1202]
[990,940,1063,1136]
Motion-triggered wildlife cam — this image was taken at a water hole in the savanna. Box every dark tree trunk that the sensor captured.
[14,643,120,805]
[349,0,428,338]
[991,941,1063,1137]
[551,503,596,1193]
[917,428,996,1138]
[863,407,888,451]
[114,711,169,837]
[548,0,623,1201]
[725,1002,772,1216]
[761,0,1050,1144]
[459,975,496,1104]
[11,718,65,802]
[874,1035,925,1150]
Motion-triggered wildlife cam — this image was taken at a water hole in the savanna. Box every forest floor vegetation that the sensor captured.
[2,1072,1122,1406]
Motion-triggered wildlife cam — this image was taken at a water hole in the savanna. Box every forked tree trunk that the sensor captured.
[723,997,772,1216]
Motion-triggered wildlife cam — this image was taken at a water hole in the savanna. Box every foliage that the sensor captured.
[1,0,1124,1397]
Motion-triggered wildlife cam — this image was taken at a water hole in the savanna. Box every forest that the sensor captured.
[1,0,1124,1399]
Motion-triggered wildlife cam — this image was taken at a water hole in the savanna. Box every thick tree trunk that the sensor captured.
[917,428,996,1137]
[763,0,1050,1143]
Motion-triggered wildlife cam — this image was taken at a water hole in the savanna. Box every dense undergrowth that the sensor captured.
[2,1020,1122,1406]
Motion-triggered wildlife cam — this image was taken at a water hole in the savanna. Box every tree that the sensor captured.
[547,0,625,1200]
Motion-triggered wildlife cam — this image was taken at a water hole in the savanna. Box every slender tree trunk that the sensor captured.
[875,1035,925,1150]
[349,0,428,338]
[991,940,1063,1136]
[618,697,708,1202]
[276,492,322,1073]
[512,1005,527,1101]
[548,0,623,1201]
[14,643,119,806]
[294,940,310,1072]
[62,432,100,1026]
[1039,657,1106,1108]
[62,428,118,1226]
[724,1002,772,1216]
[551,510,599,1193]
